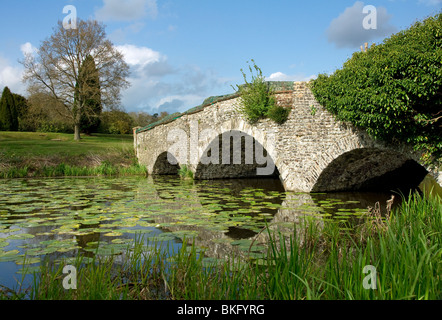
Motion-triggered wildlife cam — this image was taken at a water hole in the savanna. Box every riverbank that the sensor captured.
[2,190,440,300]
[0,132,147,178]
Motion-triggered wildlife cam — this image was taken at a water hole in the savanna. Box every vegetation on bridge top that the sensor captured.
[135,80,295,133]
[311,12,442,166]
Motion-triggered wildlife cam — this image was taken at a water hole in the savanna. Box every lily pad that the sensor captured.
[16,257,41,265]
[0,249,20,262]
[7,233,35,240]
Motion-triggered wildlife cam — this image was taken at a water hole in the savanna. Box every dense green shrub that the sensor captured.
[311,13,442,165]
[98,110,134,134]
[233,60,278,124]
[0,87,19,131]
[37,121,74,134]
[267,105,291,124]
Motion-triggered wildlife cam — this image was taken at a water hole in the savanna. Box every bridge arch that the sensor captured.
[194,129,280,180]
[311,148,428,193]
[152,151,180,175]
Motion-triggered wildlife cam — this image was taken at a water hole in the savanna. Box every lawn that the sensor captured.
[0,132,134,157]
[0,132,145,178]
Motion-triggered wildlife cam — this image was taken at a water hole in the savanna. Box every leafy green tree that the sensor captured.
[78,55,102,134]
[12,93,29,131]
[99,110,134,134]
[0,87,18,131]
[311,13,442,164]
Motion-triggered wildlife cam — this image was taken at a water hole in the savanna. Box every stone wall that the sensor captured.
[135,81,435,192]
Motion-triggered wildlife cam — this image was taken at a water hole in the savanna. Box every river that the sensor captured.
[0,176,403,291]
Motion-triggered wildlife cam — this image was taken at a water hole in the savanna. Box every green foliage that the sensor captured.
[99,110,134,134]
[178,165,194,180]
[310,13,442,164]
[233,60,279,124]
[0,87,19,131]
[267,105,290,124]
[37,121,74,134]
[12,93,28,123]
[78,55,102,134]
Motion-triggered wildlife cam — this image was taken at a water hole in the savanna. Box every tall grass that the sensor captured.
[178,165,194,180]
[0,162,148,179]
[2,192,440,300]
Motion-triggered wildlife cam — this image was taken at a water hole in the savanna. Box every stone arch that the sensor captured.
[152,151,180,175]
[194,129,280,180]
[311,148,428,193]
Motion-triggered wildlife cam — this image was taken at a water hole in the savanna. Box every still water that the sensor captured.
[0,176,397,290]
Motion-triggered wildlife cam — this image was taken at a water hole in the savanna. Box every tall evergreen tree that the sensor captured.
[12,94,29,119]
[0,87,18,131]
[78,55,102,134]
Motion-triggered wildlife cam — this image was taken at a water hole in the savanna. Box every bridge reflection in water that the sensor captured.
[134,176,401,261]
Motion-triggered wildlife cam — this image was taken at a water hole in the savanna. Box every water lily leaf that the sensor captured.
[111,238,133,244]
[0,250,20,262]
[80,219,101,225]
[16,257,41,265]
[57,246,80,253]
[7,233,35,240]
[0,241,9,248]
[104,231,123,237]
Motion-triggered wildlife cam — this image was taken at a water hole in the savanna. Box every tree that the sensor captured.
[21,19,130,140]
[311,13,442,164]
[12,93,29,131]
[99,110,134,134]
[0,87,18,131]
[78,55,102,134]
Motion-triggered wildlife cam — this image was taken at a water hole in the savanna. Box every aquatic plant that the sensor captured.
[178,165,194,180]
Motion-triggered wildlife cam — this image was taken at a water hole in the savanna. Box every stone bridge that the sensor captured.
[134,81,437,193]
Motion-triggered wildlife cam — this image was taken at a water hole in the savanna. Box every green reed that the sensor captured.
[0,162,147,179]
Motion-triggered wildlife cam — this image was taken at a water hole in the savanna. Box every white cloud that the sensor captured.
[95,0,158,22]
[268,72,316,82]
[326,1,397,48]
[114,44,225,114]
[20,42,38,56]
[116,44,163,68]
[0,56,25,94]
[0,44,37,94]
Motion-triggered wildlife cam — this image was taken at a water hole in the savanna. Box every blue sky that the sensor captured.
[0,0,440,114]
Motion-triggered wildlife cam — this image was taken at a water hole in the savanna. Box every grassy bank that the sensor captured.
[3,191,440,300]
[0,132,147,178]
